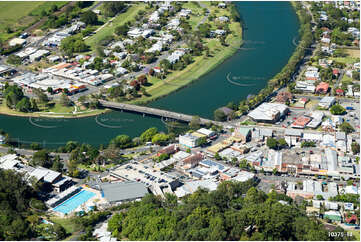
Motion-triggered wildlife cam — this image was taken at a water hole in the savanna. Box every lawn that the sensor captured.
[49,216,80,235]
[345,48,360,58]
[0,100,105,118]
[0,1,67,41]
[85,3,147,49]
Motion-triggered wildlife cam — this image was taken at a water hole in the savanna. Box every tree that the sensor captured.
[60,36,89,56]
[214,109,226,121]
[339,122,354,134]
[330,104,346,115]
[0,169,45,240]
[103,1,126,17]
[33,89,49,104]
[160,59,171,72]
[4,85,24,109]
[95,45,105,57]
[60,93,72,107]
[189,116,201,130]
[110,134,133,149]
[316,195,324,200]
[351,142,360,154]
[267,137,278,150]
[81,10,98,25]
[31,149,52,168]
[115,24,129,36]
[140,127,158,143]
[152,133,170,145]
[15,97,31,112]
[6,55,22,65]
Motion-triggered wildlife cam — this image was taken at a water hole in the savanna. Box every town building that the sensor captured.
[248,103,289,123]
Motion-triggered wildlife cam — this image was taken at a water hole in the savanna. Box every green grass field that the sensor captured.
[0,1,67,41]
[49,217,80,234]
[85,3,146,49]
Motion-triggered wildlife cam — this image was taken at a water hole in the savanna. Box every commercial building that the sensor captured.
[324,211,342,222]
[179,133,201,148]
[232,127,251,143]
[248,103,289,123]
[174,180,218,198]
[318,96,336,109]
[100,181,148,204]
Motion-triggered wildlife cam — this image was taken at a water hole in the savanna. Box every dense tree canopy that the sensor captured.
[107,180,351,241]
[330,104,346,115]
[80,10,98,25]
[103,2,126,17]
[0,169,45,240]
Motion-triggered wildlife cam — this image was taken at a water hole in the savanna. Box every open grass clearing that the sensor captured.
[0,1,67,41]
[85,3,147,50]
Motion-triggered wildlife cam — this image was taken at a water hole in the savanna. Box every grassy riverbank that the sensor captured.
[0,102,107,118]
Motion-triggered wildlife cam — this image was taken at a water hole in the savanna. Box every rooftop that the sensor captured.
[101,181,148,203]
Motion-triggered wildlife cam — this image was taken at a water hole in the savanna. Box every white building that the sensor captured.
[248,103,289,123]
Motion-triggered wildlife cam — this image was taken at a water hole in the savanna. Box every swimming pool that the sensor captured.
[53,190,95,214]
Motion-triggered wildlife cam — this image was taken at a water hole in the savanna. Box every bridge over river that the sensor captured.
[99,100,223,126]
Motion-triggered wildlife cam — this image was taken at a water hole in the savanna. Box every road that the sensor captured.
[0,146,70,160]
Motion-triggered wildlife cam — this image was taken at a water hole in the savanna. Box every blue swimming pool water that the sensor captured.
[53,190,95,214]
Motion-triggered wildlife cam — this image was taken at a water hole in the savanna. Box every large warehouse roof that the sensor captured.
[101,181,148,203]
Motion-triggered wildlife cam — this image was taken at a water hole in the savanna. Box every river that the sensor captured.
[0,1,299,148]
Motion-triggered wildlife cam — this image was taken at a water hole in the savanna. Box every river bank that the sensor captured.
[0,102,109,119]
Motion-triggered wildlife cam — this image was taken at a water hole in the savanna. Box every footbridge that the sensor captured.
[99,100,223,126]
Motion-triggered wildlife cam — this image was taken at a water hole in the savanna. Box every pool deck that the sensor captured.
[52,185,106,217]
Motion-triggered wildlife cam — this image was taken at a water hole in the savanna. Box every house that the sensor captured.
[335,89,344,96]
[218,3,227,8]
[9,38,26,46]
[315,82,329,94]
[167,50,185,64]
[291,116,312,129]
[295,81,316,93]
[321,118,336,132]
[318,96,336,109]
[217,16,229,22]
[127,28,142,38]
[276,91,293,103]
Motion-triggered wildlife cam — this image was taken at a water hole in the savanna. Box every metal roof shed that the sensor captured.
[100,182,148,203]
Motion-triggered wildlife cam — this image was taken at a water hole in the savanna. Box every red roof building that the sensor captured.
[335,89,344,96]
[332,68,339,76]
[291,116,312,129]
[316,82,329,94]
[157,144,178,156]
[276,91,293,103]
[345,214,358,224]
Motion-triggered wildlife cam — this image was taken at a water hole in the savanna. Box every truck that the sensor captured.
[346,106,354,110]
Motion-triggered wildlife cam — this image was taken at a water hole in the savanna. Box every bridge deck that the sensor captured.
[99,101,222,125]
